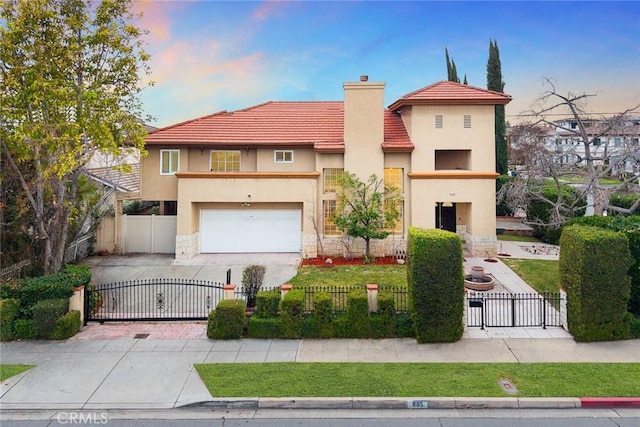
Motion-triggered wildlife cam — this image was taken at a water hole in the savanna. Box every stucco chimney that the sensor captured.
[343,77,385,179]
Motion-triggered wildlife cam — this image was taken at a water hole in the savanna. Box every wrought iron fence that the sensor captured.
[466,292,563,329]
[287,286,409,314]
[86,278,244,322]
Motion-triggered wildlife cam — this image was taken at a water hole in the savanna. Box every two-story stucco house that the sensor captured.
[140,77,511,260]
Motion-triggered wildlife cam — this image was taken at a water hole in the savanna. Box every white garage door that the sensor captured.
[200,209,301,253]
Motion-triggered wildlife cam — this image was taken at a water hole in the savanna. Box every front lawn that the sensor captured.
[501,258,561,294]
[195,363,640,397]
[289,265,406,288]
[0,365,33,381]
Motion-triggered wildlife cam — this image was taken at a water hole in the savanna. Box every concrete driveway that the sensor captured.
[82,253,302,289]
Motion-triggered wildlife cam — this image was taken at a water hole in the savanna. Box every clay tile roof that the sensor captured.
[145,101,344,146]
[145,100,413,152]
[388,81,512,111]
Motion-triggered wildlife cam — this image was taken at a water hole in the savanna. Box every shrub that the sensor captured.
[301,316,318,338]
[279,289,304,338]
[560,225,632,341]
[333,314,350,338]
[255,290,280,318]
[631,317,640,339]
[313,291,334,338]
[0,264,90,318]
[32,298,69,339]
[207,299,246,339]
[0,298,20,341]
[527,185,584,244]
[372,291,395,338]
[13,319,35,339]
[567,215,640,316]
[407,227,464,343]
[51,310,81,340]
[395,312,414,338]
[609,193,640,215]
[241,265,267,309]
[247,315,280,338]
[347,289,371,338]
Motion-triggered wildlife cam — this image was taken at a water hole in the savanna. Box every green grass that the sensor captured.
[559,175,621,185]
[497,234,540,243]
[195,363,640,397]
[0,365,33,381]
[289,265,407,288]
[502,259,560,294]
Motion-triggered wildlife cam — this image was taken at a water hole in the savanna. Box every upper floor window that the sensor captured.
[274,150,294,163]
[324,168,343,193]
[160,149,179,175]
[210,150,240,172]
[435,115,443,129]
[464,115,471,128]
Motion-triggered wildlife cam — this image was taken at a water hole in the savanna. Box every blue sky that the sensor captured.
[133,1,640,128]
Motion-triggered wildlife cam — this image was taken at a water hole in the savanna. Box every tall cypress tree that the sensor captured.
[487,39,507,175]
[445,48,460,83]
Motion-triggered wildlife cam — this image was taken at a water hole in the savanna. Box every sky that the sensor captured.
[131,1,640,128]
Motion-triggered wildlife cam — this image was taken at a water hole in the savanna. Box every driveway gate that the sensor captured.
[466,292,563,329]
[85,278,243,322]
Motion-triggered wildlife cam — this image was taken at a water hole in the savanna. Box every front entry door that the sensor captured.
[435,202,456,232]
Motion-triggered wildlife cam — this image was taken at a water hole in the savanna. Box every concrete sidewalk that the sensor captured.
[2,334,639,410]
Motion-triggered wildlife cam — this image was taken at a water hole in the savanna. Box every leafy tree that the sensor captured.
[334,172,402,261]
[487,39,508,175]
[0,0,151,273]
[445,48,460,83]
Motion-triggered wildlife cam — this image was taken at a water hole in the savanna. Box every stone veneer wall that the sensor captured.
[175,232,198,260]
[464,233,497,258]
[308,235,408,259]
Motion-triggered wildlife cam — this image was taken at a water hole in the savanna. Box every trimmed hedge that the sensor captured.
[0,264,90,318]
[13,319,35,339]
[372,291,395,338]
[256,290,280,318]
[279,289,304,338]
[407,227,464,343]
[567,215,640,316]
[609,193,640,215]
[0,298,20,341]
[207,299,246,339]
[560,225,633,341]
[313,291,334,338]
[247,315,280,338]
[51,310,81,340]
[347,289,371,338]
[32,298,69,339]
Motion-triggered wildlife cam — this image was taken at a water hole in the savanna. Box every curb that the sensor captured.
[192,397,640,410]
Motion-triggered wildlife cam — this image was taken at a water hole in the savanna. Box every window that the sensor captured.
[160,150,179,175]
[435,115,443,129]
[464,115,471,128]
[274,150,294,163]
[384,168,403,235]
[210,150,240,172]
[384,168,403,192]
[323,200,340,236]
[324,168,343,193]
[385,199,403,235]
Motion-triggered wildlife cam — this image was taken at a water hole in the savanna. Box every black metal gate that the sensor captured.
[466,292,563,329]
[85,278,243,323]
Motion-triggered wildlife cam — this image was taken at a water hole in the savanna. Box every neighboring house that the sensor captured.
[140,78,511,259]
[509,118,640,173]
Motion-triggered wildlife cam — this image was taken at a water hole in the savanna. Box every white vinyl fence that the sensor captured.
[121,215,177,254]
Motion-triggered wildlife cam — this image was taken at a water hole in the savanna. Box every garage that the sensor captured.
[200,209,301,253]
